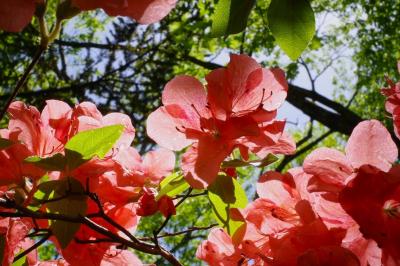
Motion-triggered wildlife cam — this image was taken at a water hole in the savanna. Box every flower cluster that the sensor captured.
[0,0,177,32]
[381,62,400,139]
[1,54,400,265]
[147,54,295,188]
[197,119,400,265]
[0,100,176,265]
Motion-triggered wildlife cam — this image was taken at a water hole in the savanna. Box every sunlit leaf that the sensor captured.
[24,154,66,171]
[156,172,190,201]
[268,0,315,60]
[65,125,124,169]
[12,251,27,266]
[211,0,256,37]
[208,175,248,236]
[222,154,279,168]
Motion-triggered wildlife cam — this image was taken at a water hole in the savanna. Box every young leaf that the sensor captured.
[156,172,190,201]
[64,125,124,169]
[0,138,14,150]
[208,175,248,236]
[44,178,87,248]
[211,0,256,37]
[268,0,315,60]
[222,154,279,168]
[24,153,66,171]
[12,251,27,266]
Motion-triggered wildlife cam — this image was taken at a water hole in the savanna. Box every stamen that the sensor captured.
[175,126,185,133]
[383,199,400,218]
[191,104,202,118]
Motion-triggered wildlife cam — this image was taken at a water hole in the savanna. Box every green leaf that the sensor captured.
[211,0,256,37]
[44,178,87,248]
[267,0,315,60]
[12,252,27,266]
[208,175,248,236]
[156,173,190,201]
[64,125,124,169]
[0,138,14,150]
[24,154,66,171]
[29,180,60,210]
[222,154,279,168]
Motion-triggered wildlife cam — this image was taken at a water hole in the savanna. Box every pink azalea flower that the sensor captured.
[381,63,400,140]
[303,120,397,193]
[196,228,241,266]
[3,101,136,185]
[71,0,177,24]
[0,136,44,185]
[0,0,42,32]
[94,146,175,206]
[290,168,382,266]
[197,170,362,265]
[0,218,37,266]
[147,54,295,188]
[58,201,141,265]
[339,165,400,264]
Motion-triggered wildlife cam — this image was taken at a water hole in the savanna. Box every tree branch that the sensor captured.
[0,199,182,266]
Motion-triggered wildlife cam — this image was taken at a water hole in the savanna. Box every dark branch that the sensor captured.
[13,233,51,263]
[0,199,182,266]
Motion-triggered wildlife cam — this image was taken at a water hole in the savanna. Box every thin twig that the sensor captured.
[276,130,333,172]
[87,191,140,244]
[74,237,115,244]
[140,224,218,241]
[0,47,45,121]
[173,191,207,200]
[154,188,193,239]
[13,233,51,262]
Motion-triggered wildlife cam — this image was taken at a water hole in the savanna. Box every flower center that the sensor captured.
[383,199,400,218]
